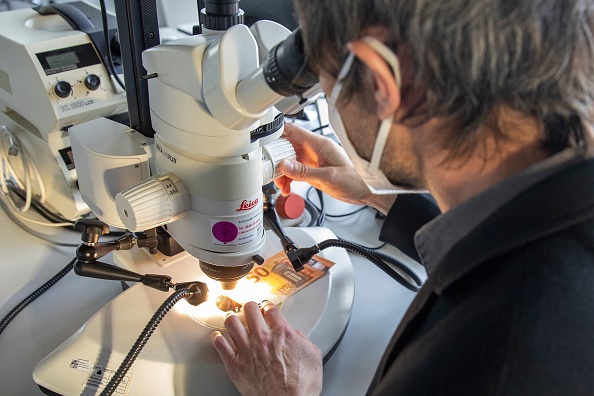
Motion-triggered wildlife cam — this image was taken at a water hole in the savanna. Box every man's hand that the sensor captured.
[276,123,397,214]
[276,123,371,204]
[210,301,323,396]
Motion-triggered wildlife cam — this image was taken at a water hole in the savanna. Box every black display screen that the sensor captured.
[36,43,101,76]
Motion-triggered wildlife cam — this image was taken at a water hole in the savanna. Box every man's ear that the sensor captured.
[348,41,400,120]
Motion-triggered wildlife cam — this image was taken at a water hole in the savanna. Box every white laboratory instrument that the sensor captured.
[32,1,355,394]
[67,18,322,287]
[0,3,127,220]
[33,227,355,396]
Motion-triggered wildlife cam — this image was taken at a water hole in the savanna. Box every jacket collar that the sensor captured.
[415,149,594,294]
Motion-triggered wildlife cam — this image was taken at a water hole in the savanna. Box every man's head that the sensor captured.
[294,0,594,163]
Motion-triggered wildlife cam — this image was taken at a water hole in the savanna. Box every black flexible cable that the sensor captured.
[100,288,192,396]
[5,181,129,237]
[314,95,324,133]
[305,187,326,226]
[0,258,75,336]
[326,205,368,218]
[315,189,326,226]
[6,181,75,225]
[305,186,370,224]
[346,241,423,286]
[300,188,421,288]
[99,0,126,91]
[335,236,419,281]
[339,238,387,251]
[364,242,387,250]
[310,124,330,133]
[316,239,421,292]
[303,198,319,227]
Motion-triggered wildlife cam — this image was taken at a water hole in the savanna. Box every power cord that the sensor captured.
[328,205,369,218]
[99,0,125,91]
[305,186,327,226]
[0,125,46,215]
[0,257,75,336]
[3,180,75,226]
[0,126,84,231]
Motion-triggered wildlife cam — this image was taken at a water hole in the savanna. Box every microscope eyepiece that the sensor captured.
[263,28,319,97]
[201,0,244,31]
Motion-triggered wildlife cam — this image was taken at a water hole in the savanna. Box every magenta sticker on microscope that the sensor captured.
[212,221,239,243]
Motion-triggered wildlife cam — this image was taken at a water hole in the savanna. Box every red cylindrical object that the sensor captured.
[276,193,305,219]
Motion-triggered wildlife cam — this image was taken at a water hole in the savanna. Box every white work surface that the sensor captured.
[0,194,425,396]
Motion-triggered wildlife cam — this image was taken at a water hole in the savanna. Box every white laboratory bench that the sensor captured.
[0,193,425,396]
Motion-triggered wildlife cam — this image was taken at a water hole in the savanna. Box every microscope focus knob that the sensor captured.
[261,138,296,183]
[115,173,191,232]
[53,81,72,98]
[84,74,101,91]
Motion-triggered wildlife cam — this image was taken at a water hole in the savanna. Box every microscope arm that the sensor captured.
[72,219,203,296]
[74,260,173,292]
[73,257,208,305]
[262,186,308,272]
[73,219,172,291]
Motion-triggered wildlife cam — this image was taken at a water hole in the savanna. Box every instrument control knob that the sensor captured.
[261,138,296,183]
[115,173,191,231]
[53,81,72,98]
[84,74,101,91]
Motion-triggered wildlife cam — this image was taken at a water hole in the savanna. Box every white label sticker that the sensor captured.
[69,358,92,372]
[68,359,132,395]
[210,212,263,247]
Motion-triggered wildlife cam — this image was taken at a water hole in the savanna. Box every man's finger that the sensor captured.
[222,330,237,351]
[261,300,291,329]
[210,331,237,364]
[274,175,292,196]
[278,159,310,181]
[243,301,270,336]
[223,312,250,351]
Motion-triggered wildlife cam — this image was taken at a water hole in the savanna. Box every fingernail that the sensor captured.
[224,311,236,319]
[282,160,294,174]
[210,331,221,343]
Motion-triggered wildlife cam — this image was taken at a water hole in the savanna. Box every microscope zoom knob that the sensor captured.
[262,138,296,183]
[115,174,191,232]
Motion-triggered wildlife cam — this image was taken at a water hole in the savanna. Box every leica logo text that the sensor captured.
[236,198,258,212]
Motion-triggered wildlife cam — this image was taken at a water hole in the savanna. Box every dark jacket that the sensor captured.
[370,157,594,395]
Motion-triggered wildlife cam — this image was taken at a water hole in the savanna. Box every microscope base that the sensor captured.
[33,227,354,395]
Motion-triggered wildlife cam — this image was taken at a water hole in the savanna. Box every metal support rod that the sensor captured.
[114,0,160,137]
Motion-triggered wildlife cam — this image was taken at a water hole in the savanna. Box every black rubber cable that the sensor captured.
[304,199,319,227]
[304,187,327,226]
[371,249,423,286]
[100,288,192,396]
[316,239,421,292]
[326,205,368,218]
[310,124,330,133]
[6,181,75,225]
[99,0,126,90]
[0,258,75,336]
[315,189,325,226]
